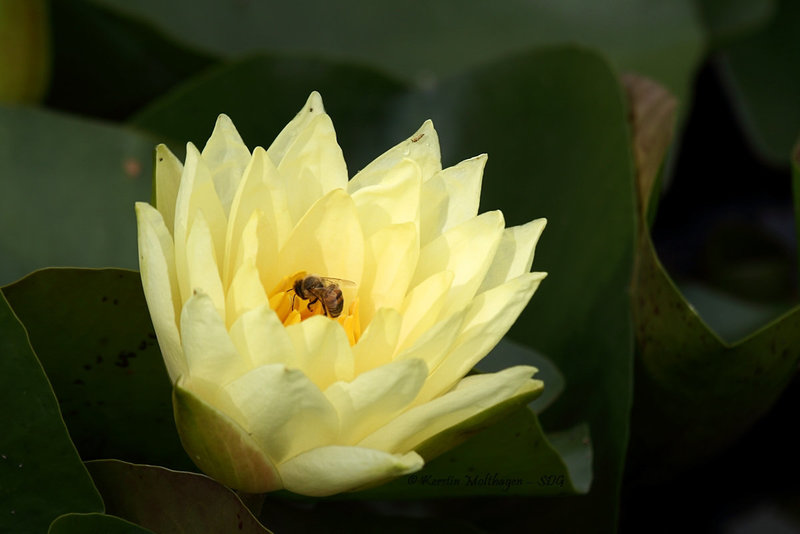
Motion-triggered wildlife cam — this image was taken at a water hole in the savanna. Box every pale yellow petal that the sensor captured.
[135,202,185,382]
[411,210,505,314]
[394,308,465,370]
[269,189,364,293]
[154,144,182,233]
[437,155,485,233]
[416,272,546,403]
[350,158,421,238]
[325,358,427,443]
[229,304,295,369]
[224,147,290,287]
[479,218,547,293]
[185,211,225,321]
[224,363,339,464]
[359,366,540,454]
[277,113,348,223]
[181,290,249,385]
[225,258,268,328]
[201,114,251,216]
[397,270,454,351]
[352,307,401,375]
[286,315,355,389]
[349,120,441,191]
[279,446,423,497]
[267,91,325,166]
[359,222,419,323]
[418,172,449,247]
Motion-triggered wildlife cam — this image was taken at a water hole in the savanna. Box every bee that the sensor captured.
[292,275,352,318]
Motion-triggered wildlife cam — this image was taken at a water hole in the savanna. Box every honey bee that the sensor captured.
[292,275,352,318]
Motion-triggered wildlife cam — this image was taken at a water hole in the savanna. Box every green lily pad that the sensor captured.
[0,292,103,534]
[2,268,192,470]
[626,73,800,478]
[86,460,271,534]
[0,106,155,286]
[49,513,155,534]
[92,0,703,102]
[718,0,800,165]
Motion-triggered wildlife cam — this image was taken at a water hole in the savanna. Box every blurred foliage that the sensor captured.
[0,0,798,532]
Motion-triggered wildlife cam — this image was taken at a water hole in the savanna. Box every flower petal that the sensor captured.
[277,113,348,223]
[397,270,454,351]
[352,307,401,375]
[350,158,421,238]
[419,155,485,245]
[224,147,290,287]
[181,290,249,385]
[201,114,251,216]
[154,144,182,234]
[359,366,541,455]
[325,358,428,443]
[412,210,505,314]
[279,446,423,497]
[185,211,225,321]
[267,91,325,166]
[349,120,441,191]
[136,202,185,383]
[479,218,547,293]
[229,304,295,368]
[223,363,339,463]
[416,272,546,403]
[394,308,466,371]
[225,258,268,328]
[173,379,282,493]
[360,222,419,322]
[270,189,364,293]
[285,315,355,388]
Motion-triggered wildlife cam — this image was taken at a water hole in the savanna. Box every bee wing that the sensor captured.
[319,276,356,289]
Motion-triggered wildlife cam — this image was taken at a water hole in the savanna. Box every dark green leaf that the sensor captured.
[86,460,271,534]
[47,0,215,120]
[0,292,103,534]
[718,0,800,165]
[93,0,703,103]
[49,513,155,534]
[0,106,155,285]
[2,268,192,470]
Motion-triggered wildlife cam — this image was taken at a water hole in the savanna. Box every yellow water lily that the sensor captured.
[135,92,547,496]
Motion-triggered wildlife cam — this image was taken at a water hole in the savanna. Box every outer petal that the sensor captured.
[350,158,421,238]
[419,155,485,245]
[349,120,441,191]
[411,210,505,314]
[416,272,547,403]
[267,91,326,166]
[185,211,225,321]
[325,358,428,443]
[286,315,355,388]
[224,364,339,463]
[201,114,251,216]
[277,113,348,223]
[478,218,547,293]
[229,304,295,368]
[153,144,182,233]
[359,222,419,322]
[181,290,249,385]
[270,189,364,293]
[359,366,541,455]
[279,446,423,497]
[136,202,186,382]
[173,379,282,493]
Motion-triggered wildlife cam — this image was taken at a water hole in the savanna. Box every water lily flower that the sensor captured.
[135,92,547,496]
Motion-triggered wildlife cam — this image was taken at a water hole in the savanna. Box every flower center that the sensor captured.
[268,271,362,346]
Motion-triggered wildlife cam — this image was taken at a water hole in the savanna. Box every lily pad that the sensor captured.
[2,268,192,470]
[626,73,800,477]
[0,106,155,285]
[49,513,155,534]
[86,460,271,534]
[0,292,103,534]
